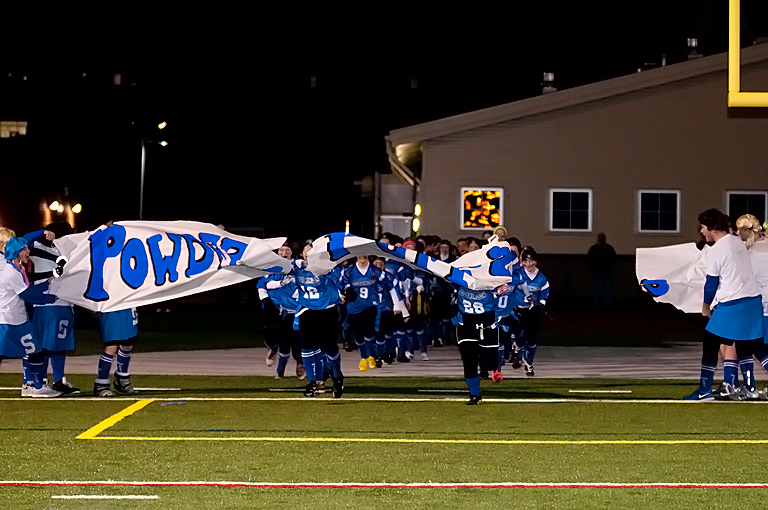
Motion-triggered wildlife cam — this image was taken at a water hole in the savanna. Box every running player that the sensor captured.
[512,246,550,377]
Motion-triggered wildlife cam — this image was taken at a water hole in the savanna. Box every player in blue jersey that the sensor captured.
[263,242,305,380]
[512,247,550,377]
[380,234,414,363]
[292,257,344,398]
[373,256,409,365]
[494,284,521,380]
[28,222,80,395]
[0,237,62,397]
[341,255,388,371]
[403,240,432,361]
[93,308,139,397]
[455,285,505,405]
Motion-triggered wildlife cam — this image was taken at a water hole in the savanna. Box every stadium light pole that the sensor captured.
[139,122,168,220]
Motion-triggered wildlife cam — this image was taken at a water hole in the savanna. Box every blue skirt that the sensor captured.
[0,321,40,358]
[706,296,764,341]
[33,306,75,352]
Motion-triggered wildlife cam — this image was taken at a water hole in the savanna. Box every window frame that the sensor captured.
[459,187,504,231]
[636,189,681,234]
[548,187,593,232]
[725,190,768,224]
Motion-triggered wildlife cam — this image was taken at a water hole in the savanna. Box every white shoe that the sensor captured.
[405,351,414,361]
[265,348,278,367]
[24,385,62,398]
[21,383,35,397]
[421,352,430,361]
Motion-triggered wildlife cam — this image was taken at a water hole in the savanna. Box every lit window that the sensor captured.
[461,187,503,230]
[726,190,768,224]
[638,190,680,233]
[0,121,27,138]
[549,188,592,231]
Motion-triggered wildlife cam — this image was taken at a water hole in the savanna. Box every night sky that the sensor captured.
[2,3,766,243]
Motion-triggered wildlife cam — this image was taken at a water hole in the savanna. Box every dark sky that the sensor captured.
[2,3,766,242]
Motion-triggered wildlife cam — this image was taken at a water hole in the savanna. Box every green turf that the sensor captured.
[1,375,766,509]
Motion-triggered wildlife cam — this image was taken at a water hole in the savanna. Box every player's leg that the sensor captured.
[298,310,323,396]
[717,343,740,398]
[113,340,138,394]
[521,309,542,377]
[683,331,720,400]
[40,305,79,395]
[457,322,482,405]
[275,313,292,378]
[95,343,118,397]
[362,307,377,369]
[319,306,343,398]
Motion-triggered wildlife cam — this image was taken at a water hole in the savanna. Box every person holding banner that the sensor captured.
[292,256,344,398]
[94,308,139,397]
[684,209,764,401]
[0,237,62,397]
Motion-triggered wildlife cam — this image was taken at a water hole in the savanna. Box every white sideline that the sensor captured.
[52,494,159,499]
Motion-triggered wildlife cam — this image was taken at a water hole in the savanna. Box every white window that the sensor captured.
[726,191,768,225]
[637,189,681,233]
[460,187,503,230]
[549,188,592,232]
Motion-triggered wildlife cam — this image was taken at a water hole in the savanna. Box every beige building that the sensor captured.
[382,44,768,256]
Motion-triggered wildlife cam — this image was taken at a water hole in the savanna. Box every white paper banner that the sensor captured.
[635,243,707,313]
[50,221,292,312]
[307,233,519,290]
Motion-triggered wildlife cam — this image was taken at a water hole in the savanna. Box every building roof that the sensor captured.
[387,44,768,146]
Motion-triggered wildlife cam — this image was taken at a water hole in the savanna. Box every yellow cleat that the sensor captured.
[359,358,368,371]
[367,356,377,369]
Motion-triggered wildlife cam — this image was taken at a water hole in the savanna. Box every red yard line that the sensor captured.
[2,481,768,489]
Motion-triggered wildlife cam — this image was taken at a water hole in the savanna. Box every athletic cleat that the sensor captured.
[94,383,115,397]
[315,381,326,394]
[491,370,503,383]
[296,364,306,380]
[421,352,430,361]
[343,341,355,352]
[303,382,318,397]
[396,354,410,363]
[52,377,80,395]
[113,376,138,395]
[466,394,482,406]
[358,358,368,371]
[729,386,760,401]
[682,389,715,401]
[265,346,278,367]
[523,361,535,377]
[375,357,383,369]
[24,385,62,398]
[274,373,284,379]
[404,351,414,361]
[20,383,35,397]
[332,377,344,399]
[714,382,736,400]
[434,338,444,347]
[367,356,377,370]
[383,355,395,365]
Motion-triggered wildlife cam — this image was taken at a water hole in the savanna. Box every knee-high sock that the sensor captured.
[48,351,66,383]
[97,353,114,383]
[417,327,429,353]
[326,351,343,378]
[497,345,505,371]
[22,356,33,384]
[739,358,755,391]
[723,359,739,387]
[301,349,320,382]
[375,337,386,358]
[364,336,375,359]
[523,342,537,364]
[26,353,47,390]
[355,338,368,359]
[116,349,132,377]
[276,352,290,376]
[465,376,480,396]
[699,364,716,393]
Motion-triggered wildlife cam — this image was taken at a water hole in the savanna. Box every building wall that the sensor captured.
[418,62,768,255]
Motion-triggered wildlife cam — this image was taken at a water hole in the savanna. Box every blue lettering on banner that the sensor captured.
[326,232,351,261]
[182,234,215,278]
[376,242,400,257]
[486,246,514,277]
[200,233,227,270]
[120,238,149,289]
[84,224,127,301]
[220,238,247,266]
[146,233,182,286]
[640,279,670,297]
[445,267,469,287]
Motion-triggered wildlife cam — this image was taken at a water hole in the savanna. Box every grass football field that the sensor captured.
[1,375,768,509]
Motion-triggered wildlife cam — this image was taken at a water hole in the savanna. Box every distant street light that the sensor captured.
[139,137,168,220]
[49,201,60,211]
[160,141,168,146]
[158,121,167,130]
[72,203,82,214]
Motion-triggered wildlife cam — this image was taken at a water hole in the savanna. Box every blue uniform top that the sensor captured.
[495,287,517,320]
[512,269,550,308]
[340,262,387,315]
[455,287,497,324]
[292,259,341,310]
[267,275,301,314]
